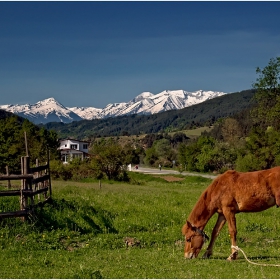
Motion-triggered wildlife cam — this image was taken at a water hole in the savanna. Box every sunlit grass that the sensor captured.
[1,172,280,278]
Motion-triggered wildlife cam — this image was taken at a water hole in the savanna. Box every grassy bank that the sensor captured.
[0,173,280,278]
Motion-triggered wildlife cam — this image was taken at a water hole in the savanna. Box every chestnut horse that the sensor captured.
[182,167,280,260]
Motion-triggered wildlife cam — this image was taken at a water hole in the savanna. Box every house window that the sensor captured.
[83,144,88,149]
[65,144,67,147]
[61,154,69,163]
[70,144,78,150]
[73,154,82,159]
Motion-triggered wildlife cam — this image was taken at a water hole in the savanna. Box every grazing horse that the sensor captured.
[182,167,280,261]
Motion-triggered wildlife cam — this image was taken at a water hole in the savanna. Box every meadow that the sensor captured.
[1,172,280,278]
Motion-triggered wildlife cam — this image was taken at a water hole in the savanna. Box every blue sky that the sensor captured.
[1,1,280,108]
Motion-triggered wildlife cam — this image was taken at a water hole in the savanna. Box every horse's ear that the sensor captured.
[182,221,193,235]
[186,220,192,228]
[182,223,187,235]
[186,220,197,232]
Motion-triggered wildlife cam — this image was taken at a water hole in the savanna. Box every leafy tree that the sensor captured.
[0,116,59,173]
[144,146,158,166]
[0,116,23,172]
[235,126,280,171]
[143,137,178,167]
[141,133,164,149]
[235,153,264,172]
[171,132,189,147]
[252,57,280,129]
[194,136,216,172]
[178,135,238,173]
[49,159,73,180]
[178,141,199,172]
[90,138,129,181]
[206,142,237,172]
[178,136,216,172]
[154,139,171,158]
[221,118,242,144]
[122,143,144,165]
[154,138,175,167]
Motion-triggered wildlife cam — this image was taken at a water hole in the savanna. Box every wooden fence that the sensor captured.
[0,155,52,221]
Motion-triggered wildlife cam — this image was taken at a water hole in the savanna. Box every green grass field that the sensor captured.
[179,126,213,138]
[1,173,280,278]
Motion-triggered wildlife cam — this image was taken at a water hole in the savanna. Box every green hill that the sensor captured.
[0,109,19,120]
[42,89,255,139]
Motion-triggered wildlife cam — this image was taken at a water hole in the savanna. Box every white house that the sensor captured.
[58,138,90,163]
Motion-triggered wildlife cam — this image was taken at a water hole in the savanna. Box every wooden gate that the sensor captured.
[0,155,52,221]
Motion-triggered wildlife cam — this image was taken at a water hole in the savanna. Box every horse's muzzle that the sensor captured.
[184,252,196,259]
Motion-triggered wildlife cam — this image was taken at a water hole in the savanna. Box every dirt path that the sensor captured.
[133,166,217,179]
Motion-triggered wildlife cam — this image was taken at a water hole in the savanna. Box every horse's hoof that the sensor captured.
[227,252,238,261]
[202,251,212,259]
[202,251,211,259]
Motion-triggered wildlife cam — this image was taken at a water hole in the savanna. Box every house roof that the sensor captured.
[59,138,90,143]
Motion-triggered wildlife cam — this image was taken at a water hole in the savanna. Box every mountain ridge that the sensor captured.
[0,89,226,124]
[42,89,256,139]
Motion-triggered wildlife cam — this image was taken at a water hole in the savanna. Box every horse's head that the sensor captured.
[182,220,209,259]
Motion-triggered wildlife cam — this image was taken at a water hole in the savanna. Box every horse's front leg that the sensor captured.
[224,209,238,261]
[203,213,226,258]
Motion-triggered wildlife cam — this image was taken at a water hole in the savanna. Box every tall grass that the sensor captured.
[0,173,280,278]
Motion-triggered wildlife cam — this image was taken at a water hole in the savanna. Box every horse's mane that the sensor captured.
[188,187,213,226]
[188,171,238,226]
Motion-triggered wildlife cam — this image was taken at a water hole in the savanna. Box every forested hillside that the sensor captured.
[43,89,256,139]
[0,114,59,173]
[0,109,18,120]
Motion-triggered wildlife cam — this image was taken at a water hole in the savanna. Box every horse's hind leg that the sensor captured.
[203,213,226,259]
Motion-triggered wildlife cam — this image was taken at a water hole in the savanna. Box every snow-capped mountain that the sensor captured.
[71,89,226,120]
[0,97,83,124]
[0,89,226,124]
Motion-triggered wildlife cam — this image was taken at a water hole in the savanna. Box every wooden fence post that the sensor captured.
[6,166,11,189]
[48,149,52,197]
[35,158,40,202]
[24,131,29,157]
[20,157,25,221]
[21,156,30,221]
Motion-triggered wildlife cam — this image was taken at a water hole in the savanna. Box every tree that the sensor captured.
[153,138,175,167]
[221,118,242,145]
[171,132,189,147]
[0,116,59,173]
[122,143,144,165]
[235,126,280,171]
[90,138,128,181]
[143,146,158,166]
[178,142,197,172]
[177,136,217,172]
[194,136,216,172]
[252,57,280,129]
[0,116,23,172]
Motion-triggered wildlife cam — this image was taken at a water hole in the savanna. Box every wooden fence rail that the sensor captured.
[0,155,52,221]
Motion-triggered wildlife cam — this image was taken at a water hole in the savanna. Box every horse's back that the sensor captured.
[209,167,280,212]
[215,167,280,190]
